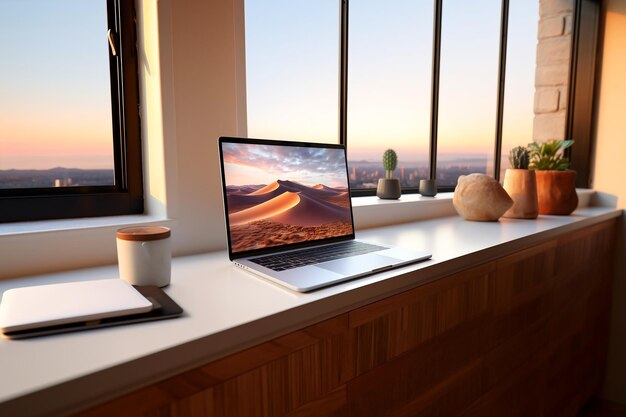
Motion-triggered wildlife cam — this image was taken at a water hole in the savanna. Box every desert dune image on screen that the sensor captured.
[223,143,353,253]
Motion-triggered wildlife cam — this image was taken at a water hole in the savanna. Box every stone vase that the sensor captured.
[535,170,578,215]
[453,173,513,221]
[502,169,539,219]
[376,178,401,199]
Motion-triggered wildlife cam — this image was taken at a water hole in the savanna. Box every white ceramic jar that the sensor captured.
[116,226,171,287]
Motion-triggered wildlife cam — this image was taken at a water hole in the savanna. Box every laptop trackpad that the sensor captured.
[317,254,400,276]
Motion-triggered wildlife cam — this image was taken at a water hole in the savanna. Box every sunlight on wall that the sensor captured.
[594,5,626,204]
[137,0,170,216]
[593,0,626,405]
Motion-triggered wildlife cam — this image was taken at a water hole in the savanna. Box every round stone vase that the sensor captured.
[535,170,578,215]
[502,169,539,219]
[453,173,513,221]
[376,178,401,199]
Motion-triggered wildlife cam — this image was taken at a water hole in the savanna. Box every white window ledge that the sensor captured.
[352,192,457,229]
[352,188,596,230]
[0,189,597,238]
[0,188,599,280]
[0,214,173,237]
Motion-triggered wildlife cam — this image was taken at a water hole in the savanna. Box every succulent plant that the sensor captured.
[528,139,574,170]
[509,146,530,169]
[382,149,398,179]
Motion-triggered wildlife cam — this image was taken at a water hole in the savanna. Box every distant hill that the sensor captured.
[0,168,114,188]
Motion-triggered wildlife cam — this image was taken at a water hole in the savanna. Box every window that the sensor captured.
[244,0,595,195]
[499,0,539,179]
[436,0,502,187]
[245,0,340,143]
[347,0,433,190]
[0,0,142,222]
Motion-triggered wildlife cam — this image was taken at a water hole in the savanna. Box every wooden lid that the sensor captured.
[116,226,171,241]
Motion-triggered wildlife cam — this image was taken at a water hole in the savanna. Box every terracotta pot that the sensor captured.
[535,170,578,215]
[502,169,538,219]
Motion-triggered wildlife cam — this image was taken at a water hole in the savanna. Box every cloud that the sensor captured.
[222,143,346,177]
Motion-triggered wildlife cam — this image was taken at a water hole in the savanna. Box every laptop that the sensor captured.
[218,137,431,292]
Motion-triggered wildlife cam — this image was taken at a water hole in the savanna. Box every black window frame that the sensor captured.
[341,0,598,197]
[0,0,143,222]
[567,0,600,189]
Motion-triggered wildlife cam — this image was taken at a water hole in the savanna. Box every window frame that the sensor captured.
[0,0,143,222]
[341,0,597,197]
[566,0,600,188]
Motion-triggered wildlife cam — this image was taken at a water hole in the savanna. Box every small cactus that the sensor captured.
[382,149,398,179]
[509,146,530,169]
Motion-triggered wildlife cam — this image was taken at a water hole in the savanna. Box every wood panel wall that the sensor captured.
[75,220,616,417]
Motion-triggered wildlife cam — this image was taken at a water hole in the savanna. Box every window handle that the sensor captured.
[107,29,118,56]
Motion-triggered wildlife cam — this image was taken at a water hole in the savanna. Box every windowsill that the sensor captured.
[0,214,173,237]
[353,189,596,229]
[0,188,601,280]
[353,188,596,208]
[352,191,454,207]
[0,189,597,237]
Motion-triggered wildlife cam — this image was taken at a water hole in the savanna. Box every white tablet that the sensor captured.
[0,279,153,334]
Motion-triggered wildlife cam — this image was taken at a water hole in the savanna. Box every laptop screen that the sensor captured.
[219,138,355,258]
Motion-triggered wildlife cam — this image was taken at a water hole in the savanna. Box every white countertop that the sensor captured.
[0,206,622,417]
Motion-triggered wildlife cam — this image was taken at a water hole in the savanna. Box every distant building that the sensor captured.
[54,178,73,187]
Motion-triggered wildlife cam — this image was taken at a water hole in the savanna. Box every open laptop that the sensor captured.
[218,137,431,292]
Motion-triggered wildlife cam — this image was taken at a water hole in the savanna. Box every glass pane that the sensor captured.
[436,0,502,188]
[347,0,433,190]
[500,0,539,178]
[245,0,339,143]
[0,1,114,188]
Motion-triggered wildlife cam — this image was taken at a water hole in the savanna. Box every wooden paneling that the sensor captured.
[75,220,616,417]
[350,262,493,374]
[77,315,353,417]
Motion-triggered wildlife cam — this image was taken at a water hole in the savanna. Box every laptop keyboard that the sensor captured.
[250,241,385,271]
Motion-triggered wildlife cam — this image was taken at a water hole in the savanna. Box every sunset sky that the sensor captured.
[0,1,113,170]
[245,0,538,164]
[222,142,349,188]
[1,1,537,171]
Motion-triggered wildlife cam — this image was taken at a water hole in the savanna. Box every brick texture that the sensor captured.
[533,0,574,142]
[533,111,567,140]
[539,0,574,17]
[536,64,570,86]
[538,16,565,39]
[535,88,561,113]
[536,36,572,64]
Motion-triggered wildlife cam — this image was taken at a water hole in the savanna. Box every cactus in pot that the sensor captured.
[376,149,401,199]
[383,149,398,179]
[502,145,538,219]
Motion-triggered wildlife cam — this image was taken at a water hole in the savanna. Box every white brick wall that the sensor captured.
[538,16,565,39]
[533,0,575,141]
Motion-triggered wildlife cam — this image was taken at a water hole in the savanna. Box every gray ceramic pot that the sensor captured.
[376,178,401,199]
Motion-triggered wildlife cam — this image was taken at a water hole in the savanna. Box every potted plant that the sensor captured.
[528,139,578,215]
[376,149,401,199]
[502,146,538,219]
